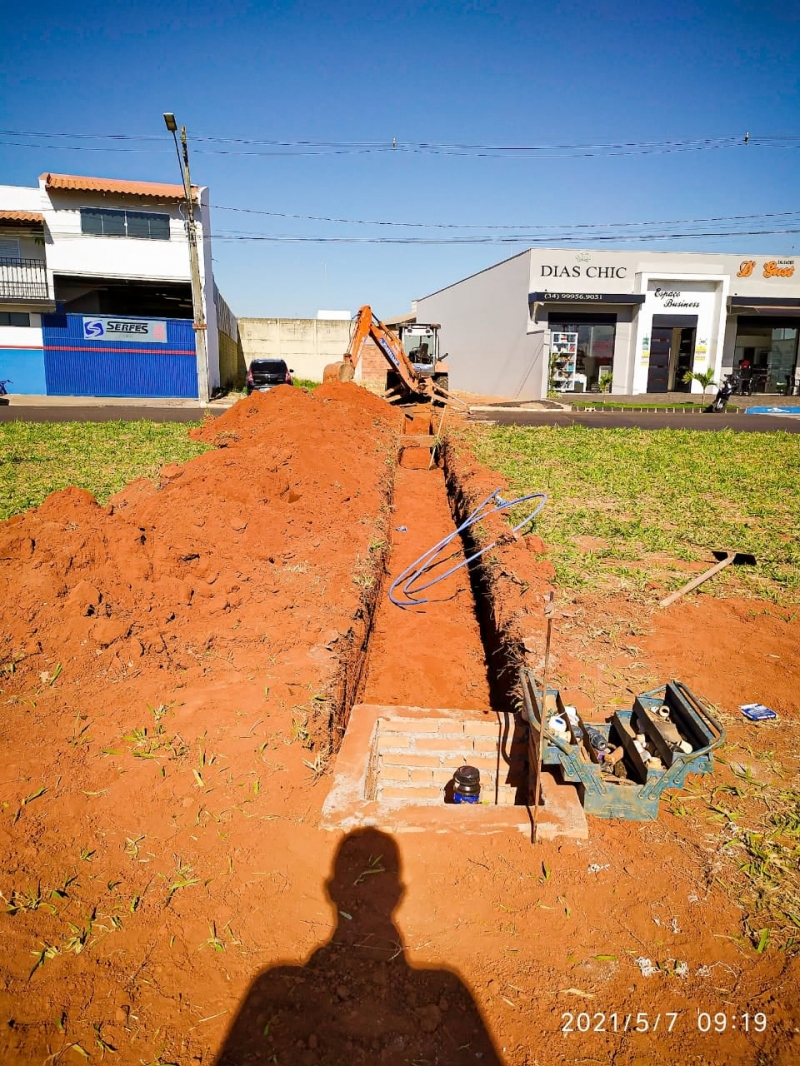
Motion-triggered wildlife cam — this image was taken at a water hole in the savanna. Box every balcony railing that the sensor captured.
[0,257,50,302]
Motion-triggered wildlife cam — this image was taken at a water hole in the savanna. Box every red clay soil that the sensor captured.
[438,432,800,1065]
[0,384,401,1064]
[362,463,492,713]
[0,388,798,1066]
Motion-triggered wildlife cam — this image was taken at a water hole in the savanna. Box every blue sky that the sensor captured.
[2,0,799,317]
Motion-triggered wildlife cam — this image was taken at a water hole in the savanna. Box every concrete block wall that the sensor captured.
[218,329,246,390]
[369,716,528,806]
[238,317,351,382]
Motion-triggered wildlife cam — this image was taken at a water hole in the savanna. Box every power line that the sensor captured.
[213,204,800,231]
[2,129,799,159]
[0,138,170,155]
[209,226,800,244]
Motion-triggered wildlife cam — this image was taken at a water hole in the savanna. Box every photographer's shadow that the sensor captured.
[215,827,502,1064]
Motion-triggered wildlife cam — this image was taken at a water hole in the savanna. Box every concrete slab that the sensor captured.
[321,703,588,840]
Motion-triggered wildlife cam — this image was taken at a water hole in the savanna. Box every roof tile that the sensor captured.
[0,210,46,225]
[40,173,197,202]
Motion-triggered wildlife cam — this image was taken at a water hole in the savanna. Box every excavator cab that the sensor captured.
[396,323,449,392]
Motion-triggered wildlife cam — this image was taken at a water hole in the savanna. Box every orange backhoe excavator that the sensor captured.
[323,306,453,404]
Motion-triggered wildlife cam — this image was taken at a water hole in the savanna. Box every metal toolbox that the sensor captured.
[520,670,725,821]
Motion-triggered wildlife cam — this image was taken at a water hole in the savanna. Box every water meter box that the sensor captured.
[520,672,725,821]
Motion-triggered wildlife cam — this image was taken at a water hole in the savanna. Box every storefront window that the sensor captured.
[548,314,616,391]
[734,318,799,395]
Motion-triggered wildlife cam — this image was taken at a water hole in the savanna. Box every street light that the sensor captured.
[163,112,209,403]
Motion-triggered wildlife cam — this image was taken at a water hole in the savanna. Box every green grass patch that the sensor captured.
[0,420,210,521]
[672,761,800,954]
[461,424,800,604]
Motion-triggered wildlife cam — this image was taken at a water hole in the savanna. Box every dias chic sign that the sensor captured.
[539,264,628,279]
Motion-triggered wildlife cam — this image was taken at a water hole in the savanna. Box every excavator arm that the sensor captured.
[323,306,431,399]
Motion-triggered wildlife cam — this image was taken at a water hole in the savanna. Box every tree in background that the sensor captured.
[683,368,717,403]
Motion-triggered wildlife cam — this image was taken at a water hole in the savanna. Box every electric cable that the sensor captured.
[389,488,547,609]
[209,225,800,244]
[212,204,800,231]
[2,129,799,159]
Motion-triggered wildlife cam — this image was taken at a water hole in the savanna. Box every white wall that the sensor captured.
[0,185,42,212]
[238,318,352,381]
[43,189,194,282]
[630,276,728,394]
[417,251,544,399]
[197,188,219,390]
[0,318,42,347]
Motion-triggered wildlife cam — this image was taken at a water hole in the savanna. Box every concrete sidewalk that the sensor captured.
[4,393,239,409]
[570,391,800,409]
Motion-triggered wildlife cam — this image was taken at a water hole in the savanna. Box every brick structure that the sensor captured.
[369,715,527,805]
[360,338,387,386]
[321,703,589,838]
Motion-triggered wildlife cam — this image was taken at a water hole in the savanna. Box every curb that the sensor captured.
[568,405,740,414]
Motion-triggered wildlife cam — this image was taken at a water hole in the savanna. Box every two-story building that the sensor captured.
[416,248,800,400]
[0,172,239,399]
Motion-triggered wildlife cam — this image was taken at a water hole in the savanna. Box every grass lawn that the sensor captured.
[462,423,800,605]
[464,423,800,953]
[0,421,209,521]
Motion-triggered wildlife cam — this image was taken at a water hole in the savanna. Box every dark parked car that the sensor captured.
[246,359,294,394]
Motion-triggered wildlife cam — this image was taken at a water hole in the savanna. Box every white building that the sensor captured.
[0,172,234,399]
[416,248,800,399]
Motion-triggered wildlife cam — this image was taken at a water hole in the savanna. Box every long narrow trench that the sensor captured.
[324,409,575,823]
[361,437,493,717]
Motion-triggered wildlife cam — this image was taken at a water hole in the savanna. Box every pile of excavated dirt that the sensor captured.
[0,384,400,1064]
[0,383,398,704]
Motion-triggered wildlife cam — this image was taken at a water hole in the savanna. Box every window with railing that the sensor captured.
[0,258,49,301]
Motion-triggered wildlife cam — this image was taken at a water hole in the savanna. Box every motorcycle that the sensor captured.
[710,371,739,412]
[0,379,10,406]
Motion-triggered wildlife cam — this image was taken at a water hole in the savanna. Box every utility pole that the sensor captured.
[163,113,209,403]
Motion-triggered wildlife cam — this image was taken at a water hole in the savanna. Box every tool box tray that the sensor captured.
[520,673,725,821]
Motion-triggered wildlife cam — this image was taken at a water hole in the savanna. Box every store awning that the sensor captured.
[728,296,800,315]
[529,291,645,305]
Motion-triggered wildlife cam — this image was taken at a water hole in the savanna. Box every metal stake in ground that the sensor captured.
[531,591,555,844]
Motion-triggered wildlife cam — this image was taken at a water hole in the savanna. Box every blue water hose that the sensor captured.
[389,488,547,609]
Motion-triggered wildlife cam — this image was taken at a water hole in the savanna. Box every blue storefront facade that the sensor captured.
[0,338,48,394]
[40,313,198,398]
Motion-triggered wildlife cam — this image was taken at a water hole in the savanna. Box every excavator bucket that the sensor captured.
[322,360,355,384]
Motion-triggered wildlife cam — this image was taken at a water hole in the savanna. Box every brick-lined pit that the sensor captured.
[321,703,587,837]
[370,716,527,805]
